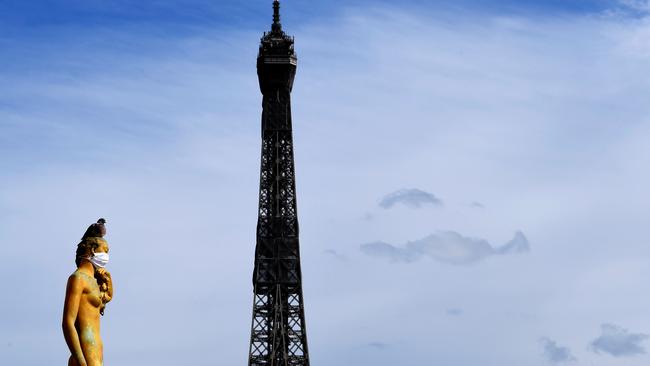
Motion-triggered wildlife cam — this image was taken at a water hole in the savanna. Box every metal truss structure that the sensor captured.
[248,2,310,365]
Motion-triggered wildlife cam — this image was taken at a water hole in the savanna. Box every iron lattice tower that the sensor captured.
[248,1,310,365]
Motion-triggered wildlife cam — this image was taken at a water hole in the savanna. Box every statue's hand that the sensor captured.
[101,290,112,304]
[95,269,112,286]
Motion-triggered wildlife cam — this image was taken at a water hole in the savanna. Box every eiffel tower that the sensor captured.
[248,1,310,365]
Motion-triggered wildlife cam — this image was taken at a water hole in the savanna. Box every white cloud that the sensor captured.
[540,337,576,364]
[378,188,443,209]
[360,231,529,265]
[591,324,649,357]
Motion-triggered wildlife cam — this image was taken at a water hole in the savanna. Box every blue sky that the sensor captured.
[1,1,650,365]
[0,0,621,26]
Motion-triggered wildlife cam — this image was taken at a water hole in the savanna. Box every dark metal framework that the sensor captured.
[248,2,310,365]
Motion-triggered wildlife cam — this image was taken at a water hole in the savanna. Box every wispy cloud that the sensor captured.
[619,0,650,13]
[360,231,529,265]
[379,189,443,209]
[323,249,348,261]
[591,324,649,357]
[367,342,389,350]
[540,337,576,364]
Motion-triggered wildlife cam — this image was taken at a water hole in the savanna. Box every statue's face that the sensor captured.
[94,241,110,255]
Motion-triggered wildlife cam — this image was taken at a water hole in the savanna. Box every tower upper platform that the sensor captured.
[257,0,297,92]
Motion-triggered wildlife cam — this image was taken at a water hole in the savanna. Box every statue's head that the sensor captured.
[76,219,109,267]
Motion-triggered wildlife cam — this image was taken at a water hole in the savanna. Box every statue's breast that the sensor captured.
[86,289,102,308]
[75,271,102,308]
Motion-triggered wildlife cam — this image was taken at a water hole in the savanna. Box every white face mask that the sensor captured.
[89,252,109,268]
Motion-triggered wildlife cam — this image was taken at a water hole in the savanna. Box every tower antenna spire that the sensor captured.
[272,0,282,32]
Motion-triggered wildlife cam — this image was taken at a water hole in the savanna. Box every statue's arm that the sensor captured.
[62,275,87,366]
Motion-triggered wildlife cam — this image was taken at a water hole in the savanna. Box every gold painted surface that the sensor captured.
[63,238,113,366]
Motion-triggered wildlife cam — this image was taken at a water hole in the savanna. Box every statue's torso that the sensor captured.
[72,271,103,366]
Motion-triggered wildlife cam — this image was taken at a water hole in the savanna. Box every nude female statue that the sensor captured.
[62,219,113,366]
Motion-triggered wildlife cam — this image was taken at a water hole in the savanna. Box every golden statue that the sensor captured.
[62,219,113,366]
